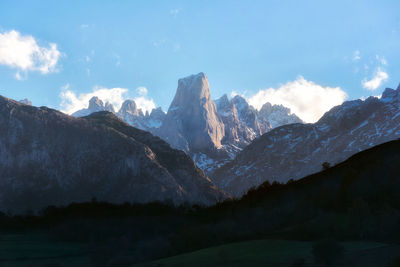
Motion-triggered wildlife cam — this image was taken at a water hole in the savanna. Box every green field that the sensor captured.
[144,239,400,267]
[0,234,398,266]
[0,233,90,266]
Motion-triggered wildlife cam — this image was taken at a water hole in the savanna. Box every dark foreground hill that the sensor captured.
[2,138,400,265]
[0,96,226,213]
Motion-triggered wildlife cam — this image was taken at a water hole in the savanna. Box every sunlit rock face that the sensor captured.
[158,72,225,153]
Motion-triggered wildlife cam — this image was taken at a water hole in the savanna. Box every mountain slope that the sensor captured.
[0,96,226,213]
[213,84,400,196]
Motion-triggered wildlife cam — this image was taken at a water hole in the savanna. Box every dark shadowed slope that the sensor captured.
[0,96,226,213]
[213,84,400,196]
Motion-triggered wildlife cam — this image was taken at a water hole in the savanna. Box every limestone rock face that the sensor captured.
[72,96,113,117]
[158,72,225,153]
[72,97,164,133]
[231,95,262,140]
[215,94,260,147]
[145,107,166,129]
[117,100,145,128]
[258,102,302,129]
[0,96,226,213]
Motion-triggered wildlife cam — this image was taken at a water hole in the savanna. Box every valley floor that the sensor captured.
[141,239,399,267]
[0,234,398,266]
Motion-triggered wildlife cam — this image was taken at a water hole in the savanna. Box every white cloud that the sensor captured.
[247,76,347,123]
[353,50,361,61]
[59,86,129,114]
[59,85,156,115]
[136,86,148,96]
[362,68,389,91]
[134,86,155,113]
[0,30,62,77]
[134,96,156,114]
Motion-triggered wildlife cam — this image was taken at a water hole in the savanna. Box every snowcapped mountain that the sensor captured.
[72,97,165,133]
[70,73,303,173]
[212,83,400,197]
[258,102,302,129]
[72,96,115,117]
[0,95,226,213]
[153,73,303,173]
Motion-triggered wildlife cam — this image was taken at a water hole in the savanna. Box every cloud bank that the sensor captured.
[0,30,61,77]
[362,67,389,91]
[247,76,347,123]
[59,85,156,115]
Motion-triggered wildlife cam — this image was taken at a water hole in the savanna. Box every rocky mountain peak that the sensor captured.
[259,102,292,116]
[258,102,302,129]
[72,96,109,117]
[381,85,400,103]
[215,94,230,109]
[176,72,210,100]
[149,107,165,119]
[159,72,225,153]
[259,102,273,113]
[104,102,115,113]
[231,95,249,113]
[88,96,104,112]
[119,100,140,116]
[231,95,261,137]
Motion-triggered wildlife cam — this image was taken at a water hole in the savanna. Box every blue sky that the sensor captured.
[0,0,399,122]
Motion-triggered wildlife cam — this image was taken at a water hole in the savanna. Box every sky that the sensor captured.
[0,0,399,122]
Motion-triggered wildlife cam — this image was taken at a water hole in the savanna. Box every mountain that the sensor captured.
[215,94,262,147]
[257,102,302,129]
[156,73,303,172]
[71,96,115,117]
[70,73,303,173]
[117,99,146,129]
[215,94,302,147]
[157,72,225,153]
[72,97,165,133]
[0,95,226,213]
[212,83,400,196]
